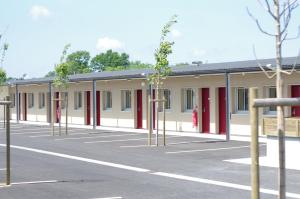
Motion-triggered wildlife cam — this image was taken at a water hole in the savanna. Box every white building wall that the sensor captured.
[6,71,300,136]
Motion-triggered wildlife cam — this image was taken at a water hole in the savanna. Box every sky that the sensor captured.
[1,0,300,78]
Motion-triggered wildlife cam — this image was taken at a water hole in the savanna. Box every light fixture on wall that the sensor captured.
[141,81,145,87]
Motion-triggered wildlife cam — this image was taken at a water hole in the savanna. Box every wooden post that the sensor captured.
[148,98,152,146]
[156,88,159,147]
[65,95,68,135]
[5,96,11,185]
[59,93,61,136]
[163,97,166,146]
[3,97,6,128]
[250,88,260,199]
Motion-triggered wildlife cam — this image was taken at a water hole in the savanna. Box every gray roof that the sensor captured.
[9,57,300,86]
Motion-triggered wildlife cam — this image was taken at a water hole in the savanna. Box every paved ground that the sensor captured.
[0,123,299,199]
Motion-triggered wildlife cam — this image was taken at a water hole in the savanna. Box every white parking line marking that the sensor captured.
[54,133,139,141]
[90,197,123,199]
[85,136,180,144]
[0,168,6,171]
[120,145,149,148]
[0,144,299,198]
[30,132,94,138]
[0,180,58,188]
[166,145,254,154]
[0,144,150,173]
[12,129,79,135]
[151,172,300,198]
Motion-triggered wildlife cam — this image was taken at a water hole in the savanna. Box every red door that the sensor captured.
[152,89,156,129]
[96,91,101,126]
[86,91,91,125]
[202,88,210,133]
[55,92,59,123]
[291,85,300,117]
[218,87,226,134]
[23,93,27,121]
[137,90,143,129]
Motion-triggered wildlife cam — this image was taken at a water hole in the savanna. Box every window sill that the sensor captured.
[121,109,132,112]
[232,111,249,115]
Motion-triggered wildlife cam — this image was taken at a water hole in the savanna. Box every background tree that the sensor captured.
[149,15,178,145]
[66,50,91,74]
[248,1,299,198]
[90,50,130,71]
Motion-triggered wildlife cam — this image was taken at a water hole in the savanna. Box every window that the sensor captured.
[184,88,195,111]
[236,88,248,112]
[159,89,171,111]
[267,87,277,113]
[61,92,68,109]
[121,90,131,111]
[103,91,112,110]
[74,91,82,110]
[10,94,15,108]
[28,93,34,108]
[38,92,45,109]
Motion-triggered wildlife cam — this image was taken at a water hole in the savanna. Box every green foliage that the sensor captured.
[66,50,91,74]
[0,68,7,85]
[53,62,70,89]
[53,44,72,89]
[90,50,130,72]
[149,15,178,85]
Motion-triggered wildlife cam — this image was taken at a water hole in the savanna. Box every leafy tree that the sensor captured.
[0,68,7,85]
[66,50,91,74]
[90,50,130,71]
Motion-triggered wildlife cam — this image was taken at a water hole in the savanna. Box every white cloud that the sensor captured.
[96,37,124,51]
[30,5,51,20]
[192,49,206,57]
[171,29,182,38]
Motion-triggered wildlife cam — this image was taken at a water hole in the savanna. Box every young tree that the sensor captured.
[0,32,8,85]
[248,1,299,198]
[53,44,71,135]
[149,15,178,145]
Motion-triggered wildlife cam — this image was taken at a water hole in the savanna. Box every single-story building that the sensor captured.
[2,57,300,136]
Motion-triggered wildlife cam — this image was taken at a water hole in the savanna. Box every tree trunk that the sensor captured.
[274,1,286,198]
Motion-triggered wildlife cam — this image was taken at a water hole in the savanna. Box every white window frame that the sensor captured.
[38,92,45,109]
[61,92,68,109]
[28,93,34,109]
[10,93,16,108]
[265,86,277,115]
[121,90,131,111]
[235,87,249,113]
[103,91,112,111]
[74,91,82,110]
[183,88,195,112]
[159,89,171,112]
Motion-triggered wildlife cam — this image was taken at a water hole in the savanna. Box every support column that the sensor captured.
[16,84,19,123]
[48,82,52,125]
[92,80,96,130]
[225,72,231,141]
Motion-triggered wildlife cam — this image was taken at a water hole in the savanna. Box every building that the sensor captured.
[2,57,300,136]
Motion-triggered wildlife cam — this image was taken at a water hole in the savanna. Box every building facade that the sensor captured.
[3,57,300,136]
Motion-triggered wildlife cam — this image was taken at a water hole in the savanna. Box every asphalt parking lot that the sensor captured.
[0,123,300,199]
